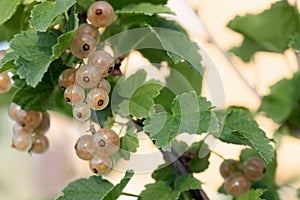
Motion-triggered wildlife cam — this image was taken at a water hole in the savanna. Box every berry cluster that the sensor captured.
[62,1,119,176]
[9,103,50,154]
[219,157,266,197]
[74,128,120,175]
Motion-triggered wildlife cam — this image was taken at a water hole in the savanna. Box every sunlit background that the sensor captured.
[0,0,300,199]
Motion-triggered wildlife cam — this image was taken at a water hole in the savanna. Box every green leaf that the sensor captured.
[239,149,279,200]
[0,4,31,42]
[52,11,78,60]
[12,59,69,112]
[144,91,217,150]
[107,0,168,10]
[57,170,134,200]
[259,77,295,123]
[289,33,300,53]
[139,181,172,200]
[220,108,275,164]
[0,51,18,73]
[229,37,268,62]
[0,0,20,26]
[152,165,177,185]
[297,188,300,198]
[116,3,174,16]
[139,174,201,200]
[9,31,57,87]
[129,83,163,118]
[186,141,211,173]
[30,0,76,32]
[118,125,139,160]
[114,69,163,119]
[172,174,201,199]
[228,1,300,61]
[235,189,265,200]
[148,26,203,74]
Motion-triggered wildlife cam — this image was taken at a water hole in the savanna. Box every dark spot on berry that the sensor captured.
[98,139,106,147]
[92,168,98,174]
[65,97,71,102]
[83,76,90,83]
[77,112,83,119]
[83,44,90,51]
[74,143,78,150]
[263,167,266,174]
[95,9,103,16]
[107,67,113,74]
[19,121,25,127]
[98,99,104,106]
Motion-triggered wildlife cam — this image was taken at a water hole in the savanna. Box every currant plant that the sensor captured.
[1,0,297,199]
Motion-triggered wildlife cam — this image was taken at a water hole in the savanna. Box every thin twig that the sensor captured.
[187,2,261,99]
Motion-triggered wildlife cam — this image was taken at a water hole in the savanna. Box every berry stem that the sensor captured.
[121,192,139,198]
[210,149,226,160]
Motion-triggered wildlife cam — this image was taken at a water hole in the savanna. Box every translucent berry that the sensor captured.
[220,159,242,178]
[16,110,43,132]
[75,64,102,88]
[86,88,109,110]
[12,132,33,151]
[89,156,112,175]
[64,85,85,105]
[77,23,101,44]
[36,112,50,134]
[13,123,32,135]
[91,128,120,156]
[224,173,250,197]
[8,102,21,121]
[73,103,91,121]
[87,1,115,27]
[87,50,114,78]
[70,34,96,59]
[0,72,12,93]
[58,68,76,90]
[243,157,266,181]
[32,134,49,154]
[74,135,94,160]
[96,79,111,93]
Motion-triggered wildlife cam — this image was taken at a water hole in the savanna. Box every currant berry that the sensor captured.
[219,159,242,178]
[86,88,109,110]
[8,102,21,121]
[64,85,85,105]
[74,135,94,160]
[73,103,91,122]
[12,132,33,152]
[96,79,111,93]
[58,68,76,90]
[77,23,101,44]
[36,112,50,134]
[87,1,115,27]
[87,50,114,78]
[243,157,266,181]
[0,72,12,93]
[32,134,49,154]
[224,173,251,197]
[70,33,96,59]
[16,110,43,132]
[75,64,102,88]
[89,156,112,175]
[91,128,120,156]
[13,123,32,135]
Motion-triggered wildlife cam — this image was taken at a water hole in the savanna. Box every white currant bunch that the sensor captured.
[9,103,50,154]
